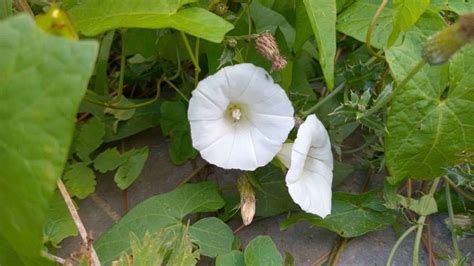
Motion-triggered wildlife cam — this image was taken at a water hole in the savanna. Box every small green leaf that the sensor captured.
[387,0,430,47]
[93,148,127,173]
[69,0,233,43]
[43,191,78,247]
[385,31,474,182]
[293,0,312,51]
[160,101,197,165]
[397,195,438,216]
[95,182,225,264]
[0,14,97,265]
[281,192,395,237]
[114,147,149,190]
[114,232,169,266]
[73,116,106,162]
[189,217,234,258]
[167,225,199,266]
[123,29,160,58]
[244,236,283,266]
[216,251,245,266]
[63,163,97,199]
[302,0,336,90]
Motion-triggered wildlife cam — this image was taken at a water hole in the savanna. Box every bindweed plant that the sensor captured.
[1,0,473,265]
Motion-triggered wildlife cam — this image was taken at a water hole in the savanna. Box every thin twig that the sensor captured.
[312,250,331,266]
[445,181,462,261]
[57,180,101,266]
[14,0,33,17]
[444,176,474,201]
[332,238,350,266]
[90,193,121,222]
[41,251,66,264]
[233,224,245,234]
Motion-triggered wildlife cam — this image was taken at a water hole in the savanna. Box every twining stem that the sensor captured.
[445,181,462,261]
[117,32,126,98]
[194,38,201,87]
[244,1,253,60]
[386,225,418,266]
[180,31,201,73]
[177,162,208,186]
[444,175,474,201]
[366,0,387,60]
[164,79,189,103]
[225,34,260,40]
[300,82,346,117]
[413,177,441,266]
[57,180,101,266]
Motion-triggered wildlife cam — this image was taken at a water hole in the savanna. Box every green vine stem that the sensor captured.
[180,31,201,73]
[117,31,127,97]
[194,37,201,87]
[300,82,346,117]
[445,179,462,261]
[164,79,189,103]
[366,0,387,60]
[386,225,418,266]
[412,177,441,266]
[444,175,474,201]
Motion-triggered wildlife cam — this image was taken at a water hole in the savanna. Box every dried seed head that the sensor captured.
[238,175,256,226]
[214,3,228,16]
[294,116,304,128]
[256,32,280,61]
[272,55,288,71]
[423,12,474,65]
[445,214,473,230]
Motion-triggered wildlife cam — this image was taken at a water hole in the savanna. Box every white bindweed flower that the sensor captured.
[188,63,294,170]
[277,115,333,218]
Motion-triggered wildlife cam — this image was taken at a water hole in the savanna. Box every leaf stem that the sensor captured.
[443,175,474,201]
[300,82,345,117]
[163,79,189,103]
[445,180,462,260]
[194,38,201,87]
[386,225,418,266]
[180,31,201,73]
[413,177,441,266]
[57,179,101,266]
[366,0,387,60]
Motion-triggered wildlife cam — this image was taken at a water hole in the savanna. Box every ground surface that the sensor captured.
[59,128,474,265]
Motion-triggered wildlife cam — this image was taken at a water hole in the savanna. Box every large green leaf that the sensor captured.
[244,236,283,266]
[188,217,234,258]
[387,0,430,47]
[337,0,445,49]
[0,14,97,265]
[216,251,245,266]
[0,0,12,19]
[385,31,474,182]
[95,182,225,265]
[302,0,336,90]
[281,192,395,237]
[68,0,233,43]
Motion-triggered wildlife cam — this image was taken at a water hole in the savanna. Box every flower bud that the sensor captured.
[271,55,288,71]
[255,32,287,71]
[423,12,474,65]
[238,175,256,226]
[214,3,228,16]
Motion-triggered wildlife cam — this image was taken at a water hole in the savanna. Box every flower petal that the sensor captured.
[247,112,294,145]
[222,63,257,100]
[287,171,332,218]
[189,118,233,150]
[277,143,293,168]
[188,89,225,121]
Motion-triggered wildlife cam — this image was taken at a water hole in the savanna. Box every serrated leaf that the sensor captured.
[68,0,233,43]
[387,0,430,47]
[114,231,170,266]
[95,182,225,264]
[244,236,283,266]
[385,31,474,182]
[302,0,336,90]
[189,217,233,258]
[43,191,78,247]
[93,147,127,173]
[73,116,106,162]
[114,147,149,190]
[280,192,395,237]
[0,14,97,265]
[168,225,199,266]
[63,163,97,199]
[104,95,136,121]
[216,251,245,266]
[160,101,197,165]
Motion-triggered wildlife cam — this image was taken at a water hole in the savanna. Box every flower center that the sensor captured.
[227,104,243,122]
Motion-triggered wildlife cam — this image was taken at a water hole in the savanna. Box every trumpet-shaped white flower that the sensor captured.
[278,115,333,218]
[188,63,294,170]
